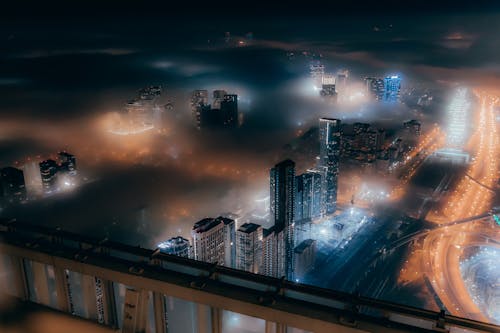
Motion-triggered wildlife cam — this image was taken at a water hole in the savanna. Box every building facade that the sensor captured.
[236,223,263,274]
[318,118,341,215]
[191,218,225,265]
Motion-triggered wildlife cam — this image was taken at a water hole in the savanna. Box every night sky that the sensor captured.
[1,2,500,242]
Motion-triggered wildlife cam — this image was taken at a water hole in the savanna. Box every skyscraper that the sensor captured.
[0,167,26,203]
[58,152,77,175]
[383,75,401,102]
[39,159,58,194]
[319,118,341,215]
[220,94,238,127]
[220,216,236,269]
[295,171,323,223]
[191,218,225,265]
[269,159,295,279]
[212,90,227,109]
[365,77,385,101]
[236,223,263,274]
[23,160,43,198]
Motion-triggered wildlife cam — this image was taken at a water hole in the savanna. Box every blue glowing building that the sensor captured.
[383,75,401,102]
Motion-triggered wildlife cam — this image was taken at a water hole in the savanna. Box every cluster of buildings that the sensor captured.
[365,75,402,103]
[159,118,343,281]
[0,151,77,205]
[190,90,239,129]
[335,119,421,174]
[309,61,349,103]
[110,86,164,135]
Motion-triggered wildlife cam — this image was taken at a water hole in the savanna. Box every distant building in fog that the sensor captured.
[158,236,191,258]
[365,77,385,101]
[236,222,263,274]
[58,152,77,175]
[39,159,58,194]
[23,160,43,197]
[193,90,239,129]
[0,166,26,203]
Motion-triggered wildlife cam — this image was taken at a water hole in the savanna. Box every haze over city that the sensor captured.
[0,2,499,333]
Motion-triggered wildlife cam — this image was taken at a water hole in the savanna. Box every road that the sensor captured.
[417,92,500,322]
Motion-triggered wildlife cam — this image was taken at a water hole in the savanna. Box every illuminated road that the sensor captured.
[400,90,500,324]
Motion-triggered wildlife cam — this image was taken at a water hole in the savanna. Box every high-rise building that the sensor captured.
[22,160,43,198]
[220,216,236,269]
[39,159,58,194]
[236,223,263,274]
[157,236,191,258]
[196,92,239,129]
[220,94,238,127]
[261,227,276,277]
[383,75,401,102]
[191,90,209,128]
[295,171,323,223]
[0,167,26,203]
[212,90,227,109]
[270,159,295,279]
[309,61,324,88]
[318,118,341,215]
[293,239,316,282]
[335,70,348,99]
[365,77,385,101]
[58,152,77,175]
[191,218,225,265]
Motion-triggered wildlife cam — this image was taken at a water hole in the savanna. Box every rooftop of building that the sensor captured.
[192,218,222,233]
[216,216,234,226]
[238,222,261,234]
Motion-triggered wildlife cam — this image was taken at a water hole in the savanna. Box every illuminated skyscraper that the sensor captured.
[220,216,236,269]
[191,218,225,265]
[319,118,341,215]
[39,159,58,194]
[270,159,295,279]
[236,223,263,274]
[365,77,385,101]
[383,75,401,102]
[158,236,191,258]
[0,167,26,203]
[295,171,322,223]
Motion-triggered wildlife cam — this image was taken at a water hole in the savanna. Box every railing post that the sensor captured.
[276,322,287,333]
[101,279,118,327]
[81,274,98,321]
[54,267,71,313]
[11,256,29,300]
[32,261,50,306]
[210,307,222,333]
[265,320,274,333]
[153,292,167,333]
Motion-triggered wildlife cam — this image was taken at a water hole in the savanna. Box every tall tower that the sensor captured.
[318,118,341,215]
[270,159,295,279]
[383,75,401,102]
[191,218,225,265]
